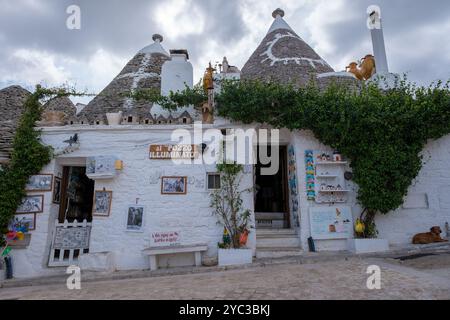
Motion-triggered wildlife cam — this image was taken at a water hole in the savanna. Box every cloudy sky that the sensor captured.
[1,0,449,104]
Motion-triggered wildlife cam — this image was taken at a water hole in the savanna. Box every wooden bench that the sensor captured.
[142,244,208,271]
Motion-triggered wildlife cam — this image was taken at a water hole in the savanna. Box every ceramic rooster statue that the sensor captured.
[346,54,376,80]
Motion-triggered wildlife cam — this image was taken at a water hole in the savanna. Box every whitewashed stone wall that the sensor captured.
[10,160,63,278]
[292,130,450,251]
[11,124,450,278]
[11,124,255,278]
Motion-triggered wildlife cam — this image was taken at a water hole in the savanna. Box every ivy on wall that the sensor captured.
[0,86,86,240]
[132,77,450,237]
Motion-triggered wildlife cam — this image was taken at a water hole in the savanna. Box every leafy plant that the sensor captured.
[210,163,252,249]
[133,77,450,238]
[0,85,87,244]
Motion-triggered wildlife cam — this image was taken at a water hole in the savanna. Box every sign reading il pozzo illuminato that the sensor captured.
[149,144,199,160]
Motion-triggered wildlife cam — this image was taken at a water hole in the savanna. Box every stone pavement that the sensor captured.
[1,252,450,300]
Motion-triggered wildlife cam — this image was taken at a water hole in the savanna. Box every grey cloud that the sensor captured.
[0,0,449,92]
[307,0,450,84]
[0,0,246,60]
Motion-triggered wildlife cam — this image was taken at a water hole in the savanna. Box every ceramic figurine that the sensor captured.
[333,150,342,162]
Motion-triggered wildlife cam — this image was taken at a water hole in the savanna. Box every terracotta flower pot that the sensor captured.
[239,230,249,246]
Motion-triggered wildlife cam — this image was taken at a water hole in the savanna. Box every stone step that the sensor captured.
[256,228,297,236]
[255,212,285,220]
[256,236,300,248]
[256,247,304,259]
[256,221,288,229]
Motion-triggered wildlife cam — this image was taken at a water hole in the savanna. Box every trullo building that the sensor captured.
[1,9,449,278]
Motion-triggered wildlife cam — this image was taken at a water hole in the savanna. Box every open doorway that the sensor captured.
[254,145,289,228]
[58,166,94,223]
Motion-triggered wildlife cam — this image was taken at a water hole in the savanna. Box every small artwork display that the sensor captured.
[9,213,36,231]
[126,205,144,232]
[304,150,315,200]
[93,191,112,216]
[86,155,116,179]
[161,176,187,195]
[25,174,53,192]
[16,195,44,214]
[53,226,91,250]
[309,206,353,240]
[52,177,62,204]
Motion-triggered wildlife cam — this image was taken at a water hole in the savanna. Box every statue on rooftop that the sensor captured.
[203,62,215,93]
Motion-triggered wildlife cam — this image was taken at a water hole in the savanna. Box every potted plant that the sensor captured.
[5,218,32,249]
[347,209,389,253]
[211,163,253,266]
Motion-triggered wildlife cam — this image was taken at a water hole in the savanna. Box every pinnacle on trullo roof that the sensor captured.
[78,34,171,124]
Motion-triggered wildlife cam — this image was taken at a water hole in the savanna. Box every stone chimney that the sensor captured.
[368,6,389,74]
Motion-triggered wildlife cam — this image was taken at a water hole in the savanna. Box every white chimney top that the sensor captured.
[367,6,389,74]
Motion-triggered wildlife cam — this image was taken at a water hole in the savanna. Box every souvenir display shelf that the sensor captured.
[315,155,349,204]
[315,161,348,165]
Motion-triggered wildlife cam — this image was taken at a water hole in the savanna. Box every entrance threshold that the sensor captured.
[255,212,289,229]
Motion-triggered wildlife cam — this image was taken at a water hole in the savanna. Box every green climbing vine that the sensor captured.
[0,85,86,241]
[132,77,450,237]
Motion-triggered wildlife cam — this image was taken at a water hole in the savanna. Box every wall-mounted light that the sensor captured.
[115,160,124,170]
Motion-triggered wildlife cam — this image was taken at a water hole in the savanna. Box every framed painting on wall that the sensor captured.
[126,205,145,232]
[25,174,53,192]
[161,176,187,195]
[10,213,36,231]
[93,190,113,217]
[52,177,62,204]
[16,195,44,214]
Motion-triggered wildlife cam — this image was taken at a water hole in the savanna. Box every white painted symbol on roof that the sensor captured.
[260,32,330,69]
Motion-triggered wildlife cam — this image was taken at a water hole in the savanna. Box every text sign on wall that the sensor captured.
[150,231,181,247]
[149,145,199,160]
[309,206,353,240]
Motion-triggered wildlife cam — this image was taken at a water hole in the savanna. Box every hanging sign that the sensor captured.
[149,144,199,160]
[86,155,117,179]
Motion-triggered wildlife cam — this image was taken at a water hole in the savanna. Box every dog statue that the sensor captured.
[412,226,449,244]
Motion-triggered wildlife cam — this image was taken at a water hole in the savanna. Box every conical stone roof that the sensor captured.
[43,96,77,117]
[79,34,170,124]
[241,9,334,86]
[0,85,32,163]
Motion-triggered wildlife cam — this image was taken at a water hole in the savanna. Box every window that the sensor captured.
[207,173,221,190]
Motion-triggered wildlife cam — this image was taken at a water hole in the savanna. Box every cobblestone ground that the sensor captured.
[1,255,450,300]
